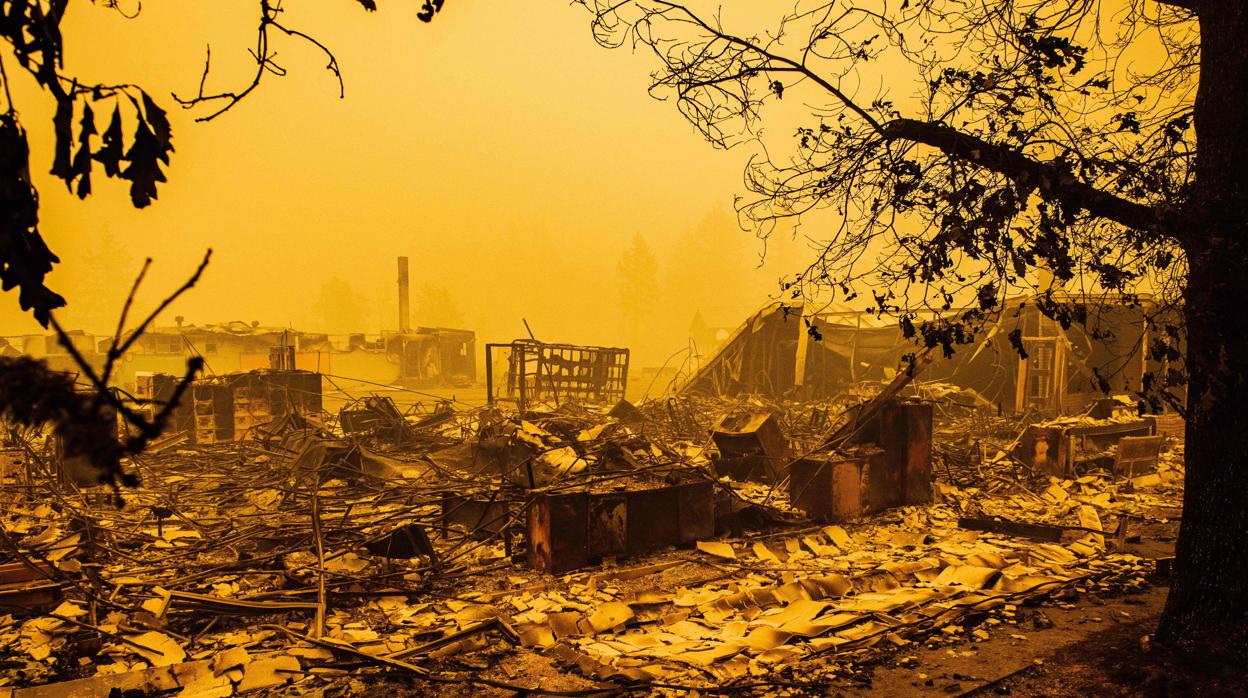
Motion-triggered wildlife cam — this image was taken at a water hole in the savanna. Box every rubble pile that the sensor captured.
[0,385,1184,695]
[500,505,1151,687]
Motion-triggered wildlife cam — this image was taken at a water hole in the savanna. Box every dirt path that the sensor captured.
[829,511,1236,698]
[837,583,1169,697]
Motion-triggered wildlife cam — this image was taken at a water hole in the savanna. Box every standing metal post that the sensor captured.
[397,256,411,334]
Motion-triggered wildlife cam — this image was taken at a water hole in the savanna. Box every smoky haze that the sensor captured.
[0,1,814,368]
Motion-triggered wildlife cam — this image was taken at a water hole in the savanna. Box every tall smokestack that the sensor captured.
[397,256,411,334]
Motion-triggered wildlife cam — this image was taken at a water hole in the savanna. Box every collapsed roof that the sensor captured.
[679,297,1170,415]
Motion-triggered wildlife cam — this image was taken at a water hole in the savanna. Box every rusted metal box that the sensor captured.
[788,447,884,522]
[588,494,629,558]
[1113,435,1164,478]
[847,399,932,507]
[676,480,716,543]
[1015,417,1156,476]
[528,491,591,574]
[192,382,234,444]
[527,480,715,574]
[137,369,322,445]
[879,400,932,505]
[623,487,679,551]
[231,377,272,438]
[137,372,195,438]
[230,370,322,439]
[711,412,789,483]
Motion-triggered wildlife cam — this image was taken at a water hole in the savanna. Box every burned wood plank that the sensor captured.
[166,590,322,615]
[0,561,63,613]
[957,516,1065,542]
[387,617,520,660]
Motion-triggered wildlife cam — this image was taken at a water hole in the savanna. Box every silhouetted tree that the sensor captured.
[581,0,1240,657]
[618,232,660,340]
[57,226,137,332]
[666,206,759,316]
[413,283,464,328]
[313,277,373,334]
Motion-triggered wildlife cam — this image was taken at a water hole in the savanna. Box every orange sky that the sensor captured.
[1,1,811,364]
[4,1,1170,368]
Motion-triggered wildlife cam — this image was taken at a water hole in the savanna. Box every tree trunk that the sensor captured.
[1159,249,1248,656]
[1155,0,1248,658]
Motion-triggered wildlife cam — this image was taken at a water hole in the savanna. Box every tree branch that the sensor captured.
[878,118,1171,236]
[654,1,885,133]
[1154,0,1198,13]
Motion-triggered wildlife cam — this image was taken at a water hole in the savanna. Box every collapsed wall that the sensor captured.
[679,298,1163,415]
[136,369,323,444]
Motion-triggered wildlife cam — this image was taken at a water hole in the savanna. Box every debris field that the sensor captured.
[0,374,1183,697]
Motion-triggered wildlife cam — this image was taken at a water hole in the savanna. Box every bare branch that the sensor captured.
[173,0,345,122]
[877,118,1170,236]
[100,257,151,386]
[114,249,213,359]
[1154,0,1197,13]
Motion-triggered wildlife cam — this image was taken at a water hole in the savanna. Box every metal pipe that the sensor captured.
[397,256,411,334]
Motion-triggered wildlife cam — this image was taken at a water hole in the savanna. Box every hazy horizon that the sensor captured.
[0,1,818,367]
